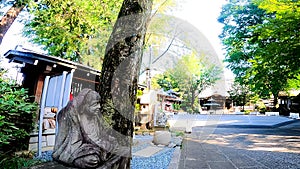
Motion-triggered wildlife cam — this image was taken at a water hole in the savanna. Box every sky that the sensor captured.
[172,0,234,96]
[174,0,226,59]
[0,0,233,80]
[173,0,233,79]
[0,0,227,58]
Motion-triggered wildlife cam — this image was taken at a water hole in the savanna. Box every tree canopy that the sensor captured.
[228,80,252,111]
[23,0,123,69]
[219,0,300,107]
[21,0,177,70]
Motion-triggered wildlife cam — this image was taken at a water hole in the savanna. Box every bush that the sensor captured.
[243,110,251,115]
[256,101,266,113]
[172,103,181,111]
[0,152,42,169]
[0,72,38,153]
[174,131,184,137]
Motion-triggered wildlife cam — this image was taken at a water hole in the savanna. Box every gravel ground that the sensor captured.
[34,135,178,169]
[34,151,53,162]
[131,135,177,169]
[131,143,175,169]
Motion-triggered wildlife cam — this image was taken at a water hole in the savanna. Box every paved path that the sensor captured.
[178,119,300,169]
[168,115,296,131]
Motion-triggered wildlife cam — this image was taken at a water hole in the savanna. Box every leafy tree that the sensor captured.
[287,74,300,91]
[23,0,123,69]
[219,0,300,108]
[22,0,176,70]
[253,0,300,106]
[153,71,180,92]
[218,0,268,79]
[154,53,222,113]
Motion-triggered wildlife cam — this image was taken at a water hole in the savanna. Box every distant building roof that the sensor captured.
[279,90,300,97]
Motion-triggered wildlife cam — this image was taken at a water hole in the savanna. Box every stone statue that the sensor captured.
[52,88,119,168]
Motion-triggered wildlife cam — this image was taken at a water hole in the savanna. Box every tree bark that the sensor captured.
[98,0,153,161]
[191,89,195,113]
[0,1,25,45]
[273,93,279,111]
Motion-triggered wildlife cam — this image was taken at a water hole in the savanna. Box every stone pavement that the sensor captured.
[30,115,300,169]
[168,114,296,131]
[178,118,300,169]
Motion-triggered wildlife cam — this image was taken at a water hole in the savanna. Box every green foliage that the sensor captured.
[153,72,180,92]
[174,131,184,137]
[172,103,181,110]
[0,73,38,152]
[287,74,300,90]
[256,100,266,113]
[144,0,178,48]
[135,89,143,114]
[0,152,42,169]
[23,0,177,70]
[24,0,123,69]
[219,0,300,107]
[243,110,251,115]
[135,103,141,113]
[136,89,144,97]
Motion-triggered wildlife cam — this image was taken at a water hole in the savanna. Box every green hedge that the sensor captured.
[0,71,38,153]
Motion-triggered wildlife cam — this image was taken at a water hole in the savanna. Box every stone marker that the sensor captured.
[52,88,129,168]
[153,131,171,146]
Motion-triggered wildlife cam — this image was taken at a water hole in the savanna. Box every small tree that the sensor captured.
[154,54,222,113]
[228,80,252,111]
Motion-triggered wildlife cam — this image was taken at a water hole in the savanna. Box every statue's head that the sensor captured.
[76,88,101,116]
[85,90,101,116]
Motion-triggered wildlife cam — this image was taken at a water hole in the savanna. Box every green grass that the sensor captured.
[174,131,185,137]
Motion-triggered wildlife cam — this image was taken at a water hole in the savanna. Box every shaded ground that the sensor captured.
[28,115,300,169]
[179,120,300,169]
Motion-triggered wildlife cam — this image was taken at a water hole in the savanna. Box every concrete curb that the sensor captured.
[168,146,181,169]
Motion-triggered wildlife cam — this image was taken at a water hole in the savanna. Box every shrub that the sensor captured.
[172,103,181,111]
[0,152,42,169]
[256,101,266,113]
[174,131,184,137]
[0,72,38,153]
[243,110,251,115]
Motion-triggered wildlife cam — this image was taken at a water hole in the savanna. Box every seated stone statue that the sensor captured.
[52,88,119,168]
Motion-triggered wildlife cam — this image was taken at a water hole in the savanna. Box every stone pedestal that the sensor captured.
[30,156,130,169]
[185,119,195,133]
[28,132,55,151]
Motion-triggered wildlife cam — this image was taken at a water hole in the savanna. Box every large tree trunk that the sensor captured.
[0,1,25,45]
[191,90,195,113]
[272,92,279,111]
[98,0,153,165]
